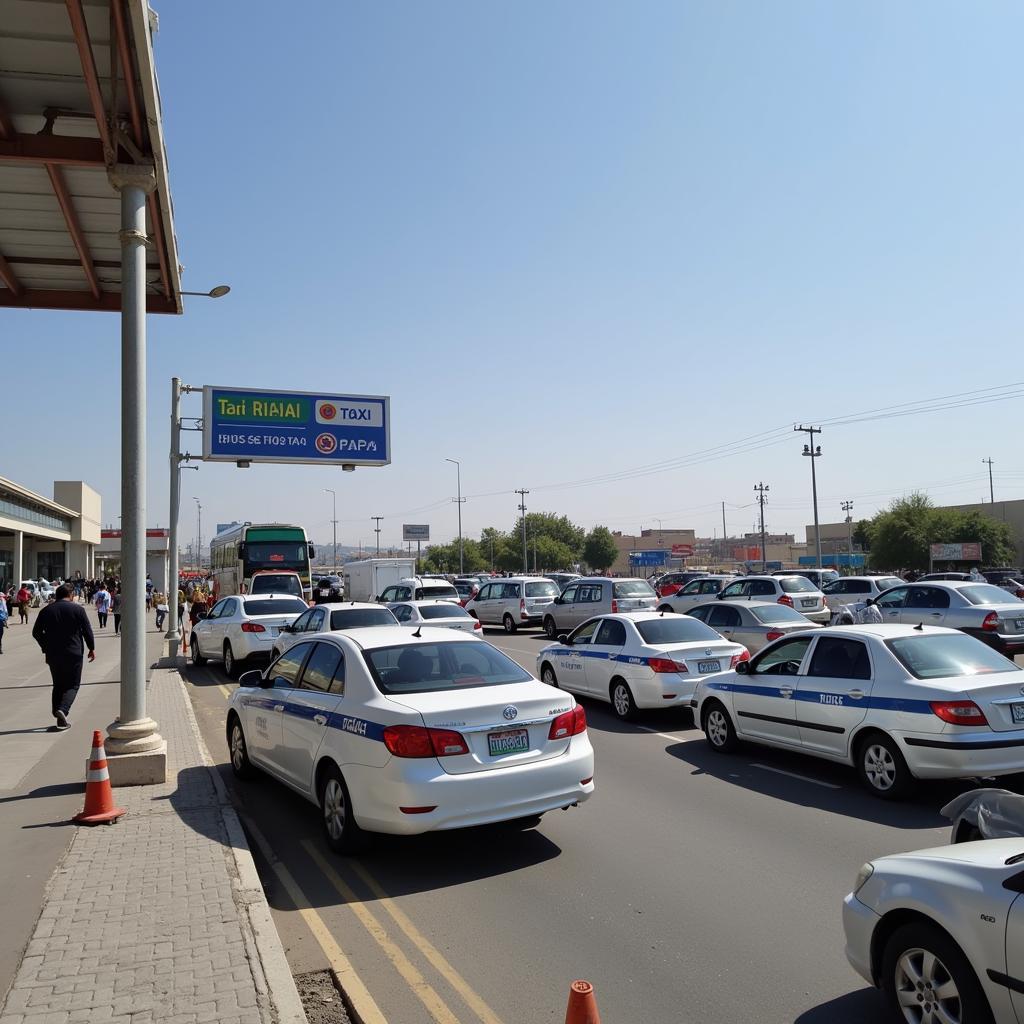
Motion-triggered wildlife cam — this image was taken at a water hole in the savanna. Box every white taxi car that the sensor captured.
[226,627,595,852]
[536,612,748,721]
[272,602,398,658]
[693,623,1024,799]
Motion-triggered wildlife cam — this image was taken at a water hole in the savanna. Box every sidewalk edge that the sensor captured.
[169,664,309,1024]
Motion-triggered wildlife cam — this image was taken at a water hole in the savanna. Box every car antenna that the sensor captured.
[915,621,924,631]
[412,626,422,637]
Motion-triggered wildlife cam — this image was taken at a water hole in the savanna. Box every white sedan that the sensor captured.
[536,611,748,721]
[693,623,1024,798]
[387,600,482,634]
[191,594,310,677]
[273,601,398,658]
[226,627,595,851]
[844,838,1024,1023]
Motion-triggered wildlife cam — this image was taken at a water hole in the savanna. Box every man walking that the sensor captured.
[16,584,31,624]
[94,583,111,628]
[32,585,95,730]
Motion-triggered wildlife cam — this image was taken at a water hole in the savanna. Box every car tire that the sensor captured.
[318,763,366,855]
[702,700,739,752]
[227,714,257,780]
[502,613,517,635]
[610,679,638,721]
[540,663,558,688]
[223,642,240,679]
[881,921,993,1024]
[856,731,916,800]
[190,635,206,666]
[543,616,558,639]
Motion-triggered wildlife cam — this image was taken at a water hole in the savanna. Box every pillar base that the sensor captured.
[106,740,167,787]
[106,717,164,754]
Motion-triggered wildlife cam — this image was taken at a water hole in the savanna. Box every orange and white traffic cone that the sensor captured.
[564,980,601,1024]
[73,731,126,825]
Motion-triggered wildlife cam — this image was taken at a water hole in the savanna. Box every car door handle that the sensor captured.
[273,704,284,713]
[313,714,327,726]
[931,613,942,618]
[779,686,794,698]
[847,689,864,699]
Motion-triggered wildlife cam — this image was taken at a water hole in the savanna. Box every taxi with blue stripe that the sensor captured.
[692,623,1024,799]
[536,611,748,721]
[225,626,595,852]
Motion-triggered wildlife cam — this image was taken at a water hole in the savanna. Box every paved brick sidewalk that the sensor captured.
[0,659,308,1024]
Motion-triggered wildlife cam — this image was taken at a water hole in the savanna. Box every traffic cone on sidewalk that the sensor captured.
[73,731,126,825]
[564,980,601,1024]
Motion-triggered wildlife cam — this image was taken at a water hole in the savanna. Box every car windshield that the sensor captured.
[243,598,308,616]
[779,577,818,593]
[635,617,721,644]
[614,581,656,598]
[320,577,341,586]
[363,641,532,694]
[526,581,559,598]
[959,585,1022,606]
[749,605,812,624]
[420,605,471,620]
[329,608,396,629]
[888,634,1018,679]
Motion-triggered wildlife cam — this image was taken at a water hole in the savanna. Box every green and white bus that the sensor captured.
[210,523,315,601]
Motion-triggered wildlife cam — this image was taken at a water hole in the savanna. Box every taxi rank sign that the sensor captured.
[202,386,390,466]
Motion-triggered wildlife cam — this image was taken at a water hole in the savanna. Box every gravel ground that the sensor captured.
[296,969,352,1024]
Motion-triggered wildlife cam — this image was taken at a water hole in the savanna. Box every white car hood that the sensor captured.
[878,837,1024,869]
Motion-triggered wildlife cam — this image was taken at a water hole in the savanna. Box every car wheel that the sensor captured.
[227,715,257,780]
[544,616,558,639]
[857,732,915,800]
[702,700,739,752]
[318,764,366,855]
[610,679,638,721]
[223,642,240,679]
[881,922,993,1024]
[190,635,206,666]
[540,663,558,688]
[502,613,517,634]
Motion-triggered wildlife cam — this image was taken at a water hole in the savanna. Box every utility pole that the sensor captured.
[841,500,854,567]
[324,489,337,569]
[983,458,995,504]
[371,516,383,556]
[445,459,464,574]
[533,536,538,573]
[721,501,727,563]
[193,498,203,572]
[796,425,823,569]
[516,489,529,572]
[754,482,770,572]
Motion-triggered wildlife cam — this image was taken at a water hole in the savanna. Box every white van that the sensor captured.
[464,577,560,633]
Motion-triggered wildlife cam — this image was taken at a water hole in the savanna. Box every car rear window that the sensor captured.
[526,581,559,598]
[614,581,656,598]
[419,585,459,600]
[749,605,811,624]
[420,605,471,620]
[779,577,818,593]
[876,578,903,592]
[454,582,475,596]
[363,641,532,694]
[887,634,1018,679]
[250,576,302,596]
[635,618,721,644]
[329,608,397,629]
[243,598,309,616]
[959,585,1022,606]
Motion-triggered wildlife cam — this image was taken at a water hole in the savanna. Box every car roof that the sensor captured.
[788,623,959,640]
[316,601,385,611]
[240,593,307,601]
[393,599,467,608]
[481,575,555,583]
[574,576,647,584]
[316,625,479,650]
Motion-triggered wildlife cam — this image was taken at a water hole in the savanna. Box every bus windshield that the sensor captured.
[245,541,308,569]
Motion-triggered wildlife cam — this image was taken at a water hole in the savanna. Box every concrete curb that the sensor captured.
[169,664,309,1024]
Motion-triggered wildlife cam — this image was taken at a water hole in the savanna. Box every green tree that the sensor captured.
[582,526,618,572]
[852,519,872,552]
[510,513,585,559]
[866,494,936,570]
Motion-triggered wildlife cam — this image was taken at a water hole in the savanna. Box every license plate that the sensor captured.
[1013,704,1024,724]
[270,627,279,636]
[801,599,816,608]
[320,589,330,597]
[488,729,529,756]
[1016,619,1024,630]
[698,659,721,674]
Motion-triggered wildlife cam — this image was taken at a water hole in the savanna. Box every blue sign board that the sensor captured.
[202,386,390,467]
[799,554,865,567]
[629,550,667,567]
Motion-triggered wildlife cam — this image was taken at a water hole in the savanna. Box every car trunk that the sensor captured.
[420,618,478,634]
[648,640,739,675]
[959,674,1024,732]
[250,612,304,639]
[387,683,572,774]
[981,605,1024,635]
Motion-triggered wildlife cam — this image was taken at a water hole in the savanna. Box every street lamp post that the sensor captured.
[193,497,202,573]
[324,489,337,570]
[445,459,464,574]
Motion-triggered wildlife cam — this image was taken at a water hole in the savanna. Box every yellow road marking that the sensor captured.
[348,860,506,1024]
[246,821,387,1024]
[218,684,231,700]
[303,840,463,1024]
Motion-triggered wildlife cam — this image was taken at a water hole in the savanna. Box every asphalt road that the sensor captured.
[180,624,1013,1024]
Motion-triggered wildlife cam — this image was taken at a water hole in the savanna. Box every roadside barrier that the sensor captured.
[564,979,601,1024]
[73,730,126,825]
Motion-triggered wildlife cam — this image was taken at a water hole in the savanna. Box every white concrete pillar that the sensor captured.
[13,530,23,584]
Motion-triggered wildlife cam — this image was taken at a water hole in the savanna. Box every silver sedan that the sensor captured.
[656,575,738,614]
[686,600,822,653]
[388,600,483,634]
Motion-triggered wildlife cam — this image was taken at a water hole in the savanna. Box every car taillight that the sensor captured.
[982,612,1000,632]
[383,725,470,757]
[649,657,688,673]
[240,622,265,633]
[777,595,793,607]
[765,630,785,642]
[611,599,619,613]
[929,700,988,726]
[473,619,482,630]
[729,650,750,669]
[1016,588,1024,599]
[549,705,587,740]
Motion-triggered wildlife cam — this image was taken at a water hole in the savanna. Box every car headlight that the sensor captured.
[853,862,874,895]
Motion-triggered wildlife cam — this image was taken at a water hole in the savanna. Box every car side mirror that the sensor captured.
[558,634,571,645]
[717,592,727,600]
[238,669,263,688]
[553,597,563,604]
[735,660,750,675]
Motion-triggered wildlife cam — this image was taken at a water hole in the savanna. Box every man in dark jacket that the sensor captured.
[32,585,95,730]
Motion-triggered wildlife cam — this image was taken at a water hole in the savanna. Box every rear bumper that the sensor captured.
[964,628,1024,654]
[898,728,1024,778]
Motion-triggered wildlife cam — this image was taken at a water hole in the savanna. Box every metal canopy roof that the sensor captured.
[0,0,181,313]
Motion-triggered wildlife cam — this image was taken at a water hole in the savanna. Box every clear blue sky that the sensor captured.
[6,1,1024,550]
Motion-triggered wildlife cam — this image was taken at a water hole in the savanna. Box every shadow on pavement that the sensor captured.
[0,781,83,805]
[792,987,889,1023]
[178,662,229,688]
